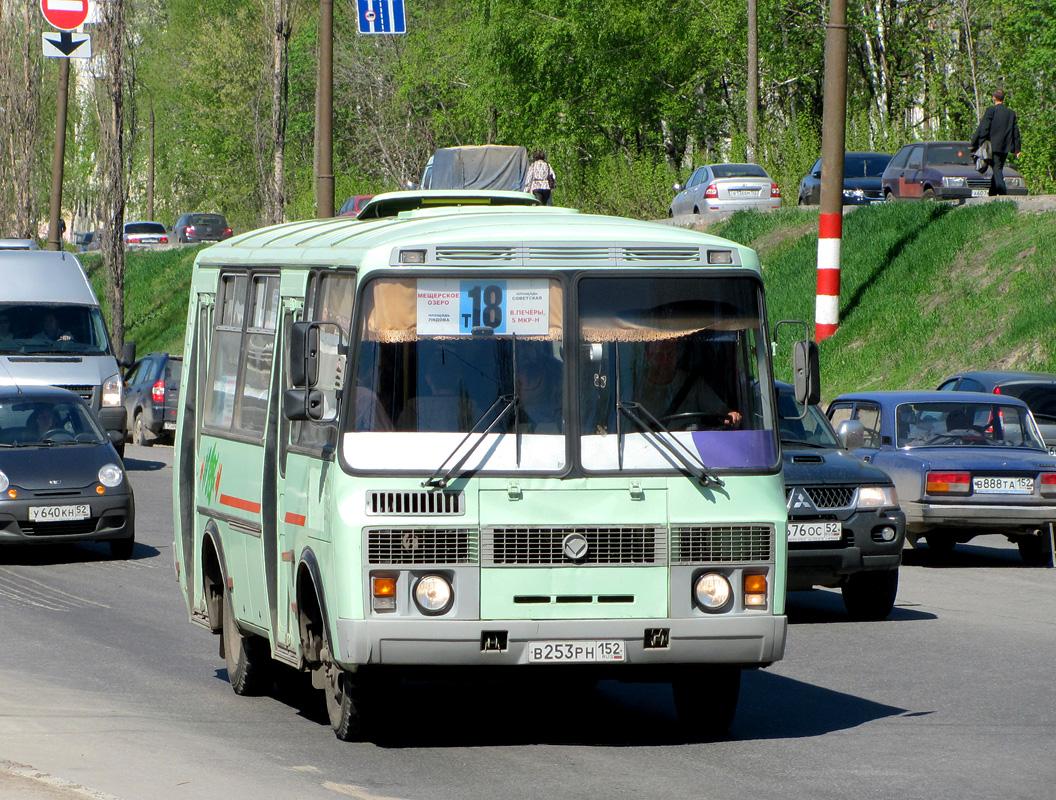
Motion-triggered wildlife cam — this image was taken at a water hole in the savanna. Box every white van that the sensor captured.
[0,250,134,453]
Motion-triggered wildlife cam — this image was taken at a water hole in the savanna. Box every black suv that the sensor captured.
[778,382,906,620]
[172,213,232,244]
[123,352,182,446]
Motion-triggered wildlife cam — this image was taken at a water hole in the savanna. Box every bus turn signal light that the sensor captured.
[744,574,768,608]
[372,576,397,611]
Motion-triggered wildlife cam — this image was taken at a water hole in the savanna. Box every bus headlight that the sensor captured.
[694,572,732,612]
[102,373,123,407]
[413,575,453,615]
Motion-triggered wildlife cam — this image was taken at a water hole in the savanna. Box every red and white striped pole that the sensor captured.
[815,0,848,343]
[815,213,842,341]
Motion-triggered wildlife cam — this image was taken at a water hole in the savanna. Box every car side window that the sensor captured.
[828,404,853,428]
[687,168,703,189]
[906,147,923,170]
[888,148,910,170]
[958,378,985,392]
[852,403,882,447]
[937,380,958,391]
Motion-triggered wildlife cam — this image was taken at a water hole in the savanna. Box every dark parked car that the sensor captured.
[669,163,781,216]
[123,352,182,446]
[828,390,1056,563]
[938,370,1056,456]
[881,141,1027,201]
[0,386,135,558]
[172,213,232,244]
[123,221,168,249]
[337,195,375,216]
[797,152,891,206]
[777,382,905,620]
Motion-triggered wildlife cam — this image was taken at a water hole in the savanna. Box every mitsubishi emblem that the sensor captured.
[787,488,817,513]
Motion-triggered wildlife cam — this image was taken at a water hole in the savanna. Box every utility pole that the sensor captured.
[316,0,334,218]
[46,59,70,251]
[746,0,758,163]
[815,0,848,342]
[147,101,155,222]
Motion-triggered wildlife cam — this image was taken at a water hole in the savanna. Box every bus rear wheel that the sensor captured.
[321,641,364,741]
[222,590,273,695]
[672,665,741,740]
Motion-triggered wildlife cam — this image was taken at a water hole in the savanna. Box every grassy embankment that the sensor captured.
[81,202,1056,402]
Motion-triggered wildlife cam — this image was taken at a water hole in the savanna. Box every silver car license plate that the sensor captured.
[971,189,989,197]
[787,521,842,542]
[973,476,1034,494]
[527,640,625,663]
[730,189,758,198]
[29,504,91,522]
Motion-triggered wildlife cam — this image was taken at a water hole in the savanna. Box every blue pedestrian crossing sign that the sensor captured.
[358,0,406,35]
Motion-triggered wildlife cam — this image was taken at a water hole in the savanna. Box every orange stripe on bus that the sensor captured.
[219,494,261,514]
[284,512,307,526]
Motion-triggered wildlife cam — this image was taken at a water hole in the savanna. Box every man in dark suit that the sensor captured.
[971,89,1022,196]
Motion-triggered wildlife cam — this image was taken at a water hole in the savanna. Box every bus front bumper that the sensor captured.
[337,615,786,668]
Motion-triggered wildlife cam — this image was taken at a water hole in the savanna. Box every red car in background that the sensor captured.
[337,195,375,216]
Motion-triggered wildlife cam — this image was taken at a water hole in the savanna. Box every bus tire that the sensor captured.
[321,641,363,741]
[672,666,740,740]
[222,589,273,696]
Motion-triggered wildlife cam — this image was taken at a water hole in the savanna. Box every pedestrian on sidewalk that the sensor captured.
[971,89,1022,196]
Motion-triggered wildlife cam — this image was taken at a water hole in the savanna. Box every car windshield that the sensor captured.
[0,396,105,446]
[191,215,225,226]
[712,164,768,179]
[894,401,1045,449]
[0,303,113,356]
[777,388,839,447]
[927,145,973,167]
[125,222,166,234]
[846,155,890,177]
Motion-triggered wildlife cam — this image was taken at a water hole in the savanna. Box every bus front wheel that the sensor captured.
[321,642,363,741]
[672,666,741,740]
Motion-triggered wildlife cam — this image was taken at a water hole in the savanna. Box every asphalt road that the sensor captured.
[1,444,1054,800]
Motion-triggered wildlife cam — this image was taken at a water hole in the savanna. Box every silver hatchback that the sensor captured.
[670,163,781,216]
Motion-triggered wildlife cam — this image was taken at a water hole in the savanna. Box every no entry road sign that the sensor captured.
[40,0,89,31]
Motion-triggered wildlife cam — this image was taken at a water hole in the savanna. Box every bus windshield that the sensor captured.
[346,273,776,474]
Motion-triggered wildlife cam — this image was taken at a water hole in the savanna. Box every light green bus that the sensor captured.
[173,197,813,740]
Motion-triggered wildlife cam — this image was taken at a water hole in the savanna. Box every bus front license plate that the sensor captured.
[787,521,842,542]
[29,504,90,522]
[527,640,625,663]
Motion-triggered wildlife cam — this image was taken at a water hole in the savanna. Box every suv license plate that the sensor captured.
[973,476,1033,494]
[787,521,842,542]
[29,504,91,522]
[527,640,625,663]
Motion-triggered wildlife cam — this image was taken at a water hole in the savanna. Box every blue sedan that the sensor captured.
[827,390,1056,564]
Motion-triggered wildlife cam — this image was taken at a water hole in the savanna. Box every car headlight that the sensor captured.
[842,188,865,198]
[102,373,123,407]
[413,574,453,615]
[0,470,8,493]
[1007,177,1024,188]
[943,177,966,188]
[98,463,123,488]
[694,572,732,612]
[858,485,898,508]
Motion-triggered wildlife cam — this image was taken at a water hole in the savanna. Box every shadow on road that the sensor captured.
[786,588,937,624]
[242,662,905,748]
[900,540,1045,569]
[0,539,161,565]
[121,455,168,472]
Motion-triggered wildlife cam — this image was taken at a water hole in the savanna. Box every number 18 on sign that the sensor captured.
[358,0,406,34]
[40,0,89,30]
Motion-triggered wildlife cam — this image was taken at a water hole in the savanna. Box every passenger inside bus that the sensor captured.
[515,346,563,433]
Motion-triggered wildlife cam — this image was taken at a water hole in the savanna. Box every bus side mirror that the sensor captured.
[793,340,820,406]
[282,388,325,421]
[288,321,319,388]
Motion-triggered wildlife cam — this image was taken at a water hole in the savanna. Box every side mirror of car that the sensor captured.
[812,170,821,179]
[120,342,136,369]
[672,183,683,193]
[108,430,124,446]
[836,420,866,450]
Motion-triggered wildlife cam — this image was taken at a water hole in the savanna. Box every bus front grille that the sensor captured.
[670,525,773,564]
[365,490,465,516]
[482,525,667,566]
[366,527,478,565]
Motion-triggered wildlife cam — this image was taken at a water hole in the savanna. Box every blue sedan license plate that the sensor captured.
[973,476,1033,494]
[527,640,625,663]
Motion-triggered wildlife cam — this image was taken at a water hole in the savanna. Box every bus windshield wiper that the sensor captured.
[422,392,519,489]
[616,399,724,488]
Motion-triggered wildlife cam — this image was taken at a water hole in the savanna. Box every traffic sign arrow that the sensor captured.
[42,31,91,58]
